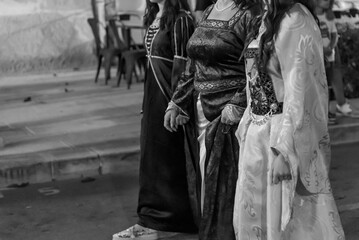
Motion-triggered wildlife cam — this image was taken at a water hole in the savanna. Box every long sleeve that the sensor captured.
[171,14,195,93]
[170,57,196,118]
[270,5,331,230]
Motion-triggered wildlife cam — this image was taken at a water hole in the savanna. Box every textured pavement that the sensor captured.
[0,143,359,240]
[0,70,359,188]
[0,70,143,187]
[0,70,359,240]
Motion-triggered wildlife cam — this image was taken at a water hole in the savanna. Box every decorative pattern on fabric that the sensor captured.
[199,4,246,29]
[244,48,258,59]
[234,4,345,240]
[245,48,283,115]
[194,79,243,93]
[145,26,159,54]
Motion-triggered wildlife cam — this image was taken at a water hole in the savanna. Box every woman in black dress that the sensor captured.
[112,0,196,239]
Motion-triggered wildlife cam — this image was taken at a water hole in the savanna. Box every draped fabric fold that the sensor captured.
[233,4,345,240]
[200,117,239,240]
[137,11,197,232]
[171,4,261,240]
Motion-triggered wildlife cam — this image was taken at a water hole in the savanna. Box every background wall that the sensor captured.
[0,0,143,75]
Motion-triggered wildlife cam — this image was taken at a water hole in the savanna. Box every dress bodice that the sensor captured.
[244,41,282,119]
[187,5,247,86]
[145,24,173,61]
[171,4,261,121]
[145,11,194,61]
[145,25,159,54]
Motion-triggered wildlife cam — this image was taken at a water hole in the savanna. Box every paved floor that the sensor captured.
[0,71,143,186]
[1,70,359,188]
[0,142,359,240]
[0,71,143,157]
[0,153,197,240]
[0,70,359,239]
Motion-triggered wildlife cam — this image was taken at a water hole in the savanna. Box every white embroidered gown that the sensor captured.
[233,3,345,240]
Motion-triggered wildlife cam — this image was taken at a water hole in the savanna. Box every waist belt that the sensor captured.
[251,102,283,116]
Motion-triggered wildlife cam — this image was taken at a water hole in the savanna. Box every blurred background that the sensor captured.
[0,0,144,75]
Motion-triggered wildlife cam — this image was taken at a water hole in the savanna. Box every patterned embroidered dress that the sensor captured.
[137,12,196,232]
[233,4,345,240]
[171,4,260,240]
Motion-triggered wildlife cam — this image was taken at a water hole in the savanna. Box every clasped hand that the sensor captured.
[164,108,189,132]
[221,104,242,125]
[271,153,292,185]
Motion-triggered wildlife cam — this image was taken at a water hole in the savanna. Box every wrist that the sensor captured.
[165,106,179,114]
[165,101,179,113]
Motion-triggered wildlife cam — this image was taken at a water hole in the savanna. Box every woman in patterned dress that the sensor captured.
[164,1,261,239]
[112,0,196,239]
[233,0,345,239]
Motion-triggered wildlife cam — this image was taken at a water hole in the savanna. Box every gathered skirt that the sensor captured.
[137,69,196,232]
[233,113,345,240]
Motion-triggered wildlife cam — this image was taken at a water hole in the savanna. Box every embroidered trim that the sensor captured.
[146,28,170,101]
[194,79,241,93]
[174,55,188,61]
[145,26,159,54]
[147,55,173,62]
[174,18,179,57]
[250,109,273,126]
[245,47,283,122]
[201,4,214,21]
[199,4,245,29]
[200,20,228,29]
[244,48,258,58]
[228,9,246,27]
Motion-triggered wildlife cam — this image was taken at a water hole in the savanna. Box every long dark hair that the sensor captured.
[144,0,191,30]
[258,0,318,70]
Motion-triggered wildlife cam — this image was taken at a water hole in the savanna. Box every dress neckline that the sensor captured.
[204,4,241,22]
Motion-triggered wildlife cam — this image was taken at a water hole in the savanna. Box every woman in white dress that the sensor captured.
[233,0,345,239]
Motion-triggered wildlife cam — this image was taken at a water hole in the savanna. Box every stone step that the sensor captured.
[0,140,140,188]
[0,70,359,188]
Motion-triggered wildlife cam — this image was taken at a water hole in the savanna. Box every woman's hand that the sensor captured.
[176,114,189,126]
[271,154,292,185]
[221,105,242,125]
[164,109,180,132]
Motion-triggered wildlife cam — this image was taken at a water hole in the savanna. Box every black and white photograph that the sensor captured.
[0,0,359,239]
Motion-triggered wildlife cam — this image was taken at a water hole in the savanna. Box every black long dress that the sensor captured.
[137,11,196,233]
[171,4,261,240]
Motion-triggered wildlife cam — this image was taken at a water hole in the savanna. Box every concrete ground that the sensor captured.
[0,71,143,187]
[0,70,359,240]
[0,143,358,240]
[0,152,198,240]
[1,70,359,188]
